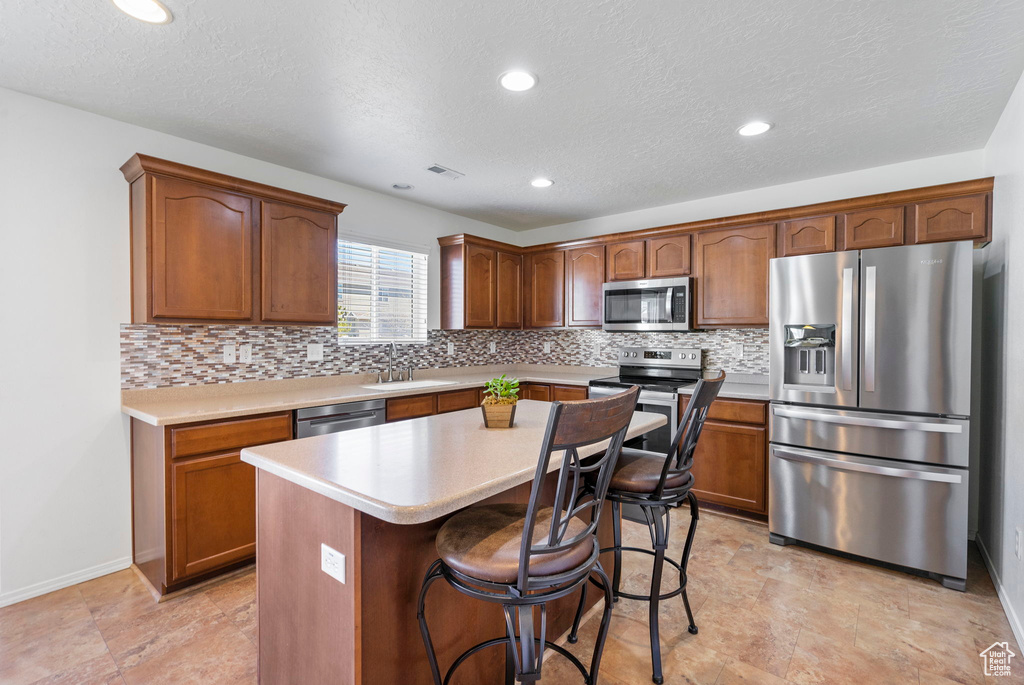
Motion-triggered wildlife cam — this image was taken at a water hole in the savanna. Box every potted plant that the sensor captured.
[481,374,519,428]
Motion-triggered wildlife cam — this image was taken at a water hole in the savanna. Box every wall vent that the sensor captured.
[426,164,465,180]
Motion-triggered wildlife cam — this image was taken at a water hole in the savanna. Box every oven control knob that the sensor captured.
[631,352,638,357]
[690,353,697,359]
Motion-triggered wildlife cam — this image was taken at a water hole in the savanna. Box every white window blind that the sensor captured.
[337,239,428,343]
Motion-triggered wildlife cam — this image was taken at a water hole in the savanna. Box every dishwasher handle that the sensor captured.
[772,445,963,483]
[304,410,382,427]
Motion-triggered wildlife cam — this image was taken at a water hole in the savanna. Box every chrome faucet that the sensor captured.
[386,342,398,382]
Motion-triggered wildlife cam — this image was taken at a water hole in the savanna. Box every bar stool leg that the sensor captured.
[646,505,669,684]
[589,563,616,685]
[680,492,700,635]
[567,581,587,644]
[416,561,445,685]
[611,499,623,601]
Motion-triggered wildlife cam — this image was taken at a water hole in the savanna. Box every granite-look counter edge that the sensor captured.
[240,401,666,525]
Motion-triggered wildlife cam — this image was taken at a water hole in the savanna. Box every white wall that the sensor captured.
[0,86,519,605]
[518,151,986,245]
[979,69,1024,648]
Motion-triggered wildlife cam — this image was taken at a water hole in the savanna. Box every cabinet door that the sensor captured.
[171,452,256,582]
[520,383,552,401]
[496,251,523,329]
[779,216,835,257]
[646,235,692,277]
[260,201,338,323]
[606,241,645,281]
[525,251,565,328]
[908,194,989,245]
[840,206,904,250]
[151,176,255,320]
[689,421,767,514]
[693,224,775,327]
[566,247,605,328]
[437,388,481,413]
[551,385,588,401]
[465,244,497,328]
[386,394,437,422]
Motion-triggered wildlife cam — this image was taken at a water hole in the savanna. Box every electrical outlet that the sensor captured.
[239,344,252,363]
[307,343,324,362]
[447,342,455,355]
[1016,527,1022,561]
[489,341,496,353]
[321,543,346,584]
[223,344,236,364]
[543,342,551,354]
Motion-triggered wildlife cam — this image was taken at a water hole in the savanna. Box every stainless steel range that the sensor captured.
[589,347,702,454]
[768,241,973,590]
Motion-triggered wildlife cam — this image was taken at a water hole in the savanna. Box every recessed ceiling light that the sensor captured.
[112,0,173,23]
[531,178,554,188]
[499,70,538,92]
[738,121,772,136]
[392,184,414,191]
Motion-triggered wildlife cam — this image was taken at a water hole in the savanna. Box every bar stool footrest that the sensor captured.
[443,636,591,685]
[595,545,688,601]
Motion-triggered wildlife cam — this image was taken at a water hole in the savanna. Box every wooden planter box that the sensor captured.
[481,401,517,429]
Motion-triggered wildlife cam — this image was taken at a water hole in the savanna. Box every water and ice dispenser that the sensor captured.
[782,324,836,388]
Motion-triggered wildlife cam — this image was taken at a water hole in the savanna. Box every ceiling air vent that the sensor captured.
[426,164,465,180]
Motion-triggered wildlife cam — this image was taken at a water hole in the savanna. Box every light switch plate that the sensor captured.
[223,344,236,364]
[447,342,455,355]
[239,344,252,363]
[489,341,496,354]
[543,342,551,354]
[307,343,324,362]
[321,543,346,584]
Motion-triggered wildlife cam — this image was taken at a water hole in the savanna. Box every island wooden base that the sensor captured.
[256,471,617,685]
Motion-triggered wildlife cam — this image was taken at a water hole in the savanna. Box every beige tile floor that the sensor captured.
[0,511,1018,685]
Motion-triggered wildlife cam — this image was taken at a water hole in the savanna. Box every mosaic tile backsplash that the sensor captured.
[121,325,769,389]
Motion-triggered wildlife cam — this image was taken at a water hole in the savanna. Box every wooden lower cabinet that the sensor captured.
[551,384,588,401]
[520,383,553,401]
[171,452,256,582]
[131,412,292,596]
[680,397,768,515]
[386,394,437,422]
[436,388,481,413]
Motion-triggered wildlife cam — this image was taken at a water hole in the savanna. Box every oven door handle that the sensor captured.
[772,445,963,483]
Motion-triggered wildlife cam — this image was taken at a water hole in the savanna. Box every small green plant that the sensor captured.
[483,374,519,405]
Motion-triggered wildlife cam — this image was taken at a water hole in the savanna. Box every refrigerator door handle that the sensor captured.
[772,446,963,483]
[773,406,964,433]
[841,267,854,391]
[864,265,877,392]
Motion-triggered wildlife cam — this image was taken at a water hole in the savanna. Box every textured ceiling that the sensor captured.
[2,0,1023,230]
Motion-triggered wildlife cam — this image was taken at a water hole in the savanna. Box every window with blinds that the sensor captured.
[337,239,428,343]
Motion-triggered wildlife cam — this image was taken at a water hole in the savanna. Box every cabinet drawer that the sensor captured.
[170,412,292,459]
[437,388,481,414]
[386,394,437,422]
[551,385,588,401]
[681,397,766,425]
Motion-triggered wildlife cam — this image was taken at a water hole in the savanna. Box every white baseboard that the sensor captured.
[0,556,132,608]
[976,536,1024,650]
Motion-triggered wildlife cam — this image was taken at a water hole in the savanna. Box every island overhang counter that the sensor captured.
[241,399,666,685]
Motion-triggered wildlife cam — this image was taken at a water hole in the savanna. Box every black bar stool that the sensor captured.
[568,372,725,684]
[417,387,641,684]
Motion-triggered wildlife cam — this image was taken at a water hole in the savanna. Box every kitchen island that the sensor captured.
[241,400,666,685]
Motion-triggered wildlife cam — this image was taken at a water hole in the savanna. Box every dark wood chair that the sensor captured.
[568,371,726,685]
[417,387,641,684]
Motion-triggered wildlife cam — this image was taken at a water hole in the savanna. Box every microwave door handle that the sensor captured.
[665,287,673,323]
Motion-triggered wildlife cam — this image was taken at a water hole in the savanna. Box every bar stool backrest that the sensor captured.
[517,386,640,591]
[653,371,726,500]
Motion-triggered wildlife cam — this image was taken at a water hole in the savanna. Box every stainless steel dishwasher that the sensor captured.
[294,399,386,438]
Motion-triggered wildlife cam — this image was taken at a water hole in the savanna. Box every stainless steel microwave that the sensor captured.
[602,277,693,332]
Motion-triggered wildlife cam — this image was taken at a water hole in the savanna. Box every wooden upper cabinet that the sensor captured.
[566,247,605,328]
[525,250,566,328]
[840,206,904,250]
[122,154,346,325]
[150,176,255,320]
[646,234,691,278]
[261,202,338,324]
[908,194,989,245]
[464,244,497,328]
[606,241,645,281]
[694,224,775,327]
[496,251,523,329]
[779,215,836,257]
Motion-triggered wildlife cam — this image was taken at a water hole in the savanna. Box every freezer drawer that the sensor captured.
[770,403,969,467]
[769,444,967,581]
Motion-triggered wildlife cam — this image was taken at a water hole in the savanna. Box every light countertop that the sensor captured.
[121,365,614,426]
[680,373,770,401]
[240,401,667,524]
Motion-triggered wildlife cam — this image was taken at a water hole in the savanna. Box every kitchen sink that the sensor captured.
[359,380,458,392]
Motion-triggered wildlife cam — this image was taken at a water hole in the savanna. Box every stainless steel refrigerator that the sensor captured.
[768,240,972,590]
